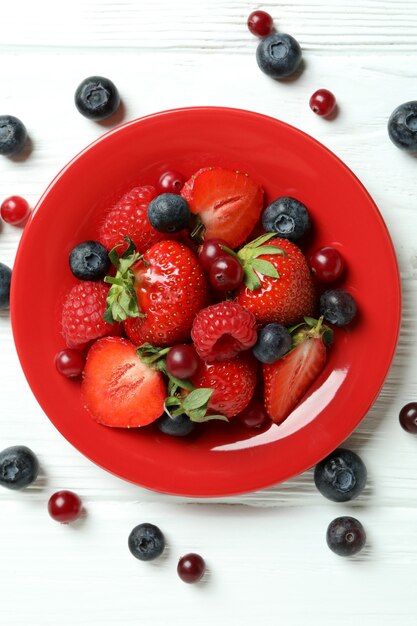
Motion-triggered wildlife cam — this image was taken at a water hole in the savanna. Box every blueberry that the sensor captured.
[0,446,39,490]
[256,33,302,79]
[319,289,357,327]
[326,516,366,557]
[262,196,311,242]
[0,262,12,310]
[252,323,292,364]
[0,115,27,156]
[388,101,417,153]
[157,413,195,437]
[69,240,110,280]
[128,523,165,561]
[74,76,120,120]
[148,193,191,233]
[314,448,367,502]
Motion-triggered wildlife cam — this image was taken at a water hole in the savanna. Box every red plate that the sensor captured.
[11,107,401,497]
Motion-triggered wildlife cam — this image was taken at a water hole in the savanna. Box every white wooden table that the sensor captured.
[1,1,416,624]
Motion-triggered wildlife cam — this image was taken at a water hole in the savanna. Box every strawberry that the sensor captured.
[235,234,316,325]
[181,167,264,248]
[104,238,210,347]
[190,353,257,418]
[61,281,120,348]
[82,337,166,427]
[263,317,333,424]
[98,185,169,255]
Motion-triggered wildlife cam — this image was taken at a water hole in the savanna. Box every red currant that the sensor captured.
[0,195,31,225]
[309,89,336,117]
[399,402,417,433]
[48,490,83,523]
[166,344,199,379]
[55,349,85,378]
[309,247,344,283]
[198,238,229,272]
[177,553,206,584]
[247,10,273,37]
[157,170,185,195]
[237,398,270,429]
[209,255,244,292]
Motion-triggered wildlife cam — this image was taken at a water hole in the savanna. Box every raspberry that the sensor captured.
[191,301,257,362]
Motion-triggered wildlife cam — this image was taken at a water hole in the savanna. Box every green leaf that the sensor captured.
[287,322,306,334]
[322,328,334,346]
[251,245,285,257]
[187,406,208,422]
[182,388,213,411]
[243,266,262,291]
[220,245,240,259]
[190,413,229,423]
[103,308,115,325]
[167,375,195,391]
[251,258,279,279]
[164,396,182,408]
[303,316,319,327]
[245,232,276,248]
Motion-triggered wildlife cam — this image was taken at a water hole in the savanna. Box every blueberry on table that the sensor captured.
[74,76,120,120]
[0,262,12,310]
[148,193,191,233]
[128,523,166,561]
[0,446,39,490]
[252,323,292,364]
[256,33,302,79]
[157,413,196,437]
[0,115,27,156]
[388,101,417,152]
[319,289,357,326]
[326,516,366,557]
[314,448,367,502]
[262,197,311,242]
[69,240,110,280]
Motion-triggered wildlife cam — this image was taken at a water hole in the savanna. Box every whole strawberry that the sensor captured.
[99,185,169,255]
[235,234,316,325]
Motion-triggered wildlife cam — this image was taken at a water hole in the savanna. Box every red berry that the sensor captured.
[157,170,185,195]
[399,402,417,433]
[48,490,83,523]
[1,195,30,225]
[309,89,336,117]
[247,10,273,37]
[55,349,85,378]
[177,553,206,584]
[309,246,344,283]
[237,398,270,429]
[198,238,229,272]
[209,255,244,292]
[191,301,257,362]
[166,344,199,379]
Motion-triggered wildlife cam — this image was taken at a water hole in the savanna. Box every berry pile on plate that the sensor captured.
[57,166,357,437]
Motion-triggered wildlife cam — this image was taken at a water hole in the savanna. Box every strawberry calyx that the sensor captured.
[237,233,285,291]
[103,237,145,324]
[289,316,334,348]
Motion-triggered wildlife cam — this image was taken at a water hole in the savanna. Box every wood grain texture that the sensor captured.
[1,1,417,624]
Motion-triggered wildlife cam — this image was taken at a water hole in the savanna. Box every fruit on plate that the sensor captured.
[99,185,168,255]
[262,196,311,242]
[177,553,206,584]
[309,246,344,283]
[157,412,196,437]
[209,253,244,292]
[74,75,120,120]
[128,523,166,561]
[0,445,39,490]
[263,317,333,423]
[252,322,292,364]
[157,170,185,195]
[326,516,366,557]
[1,195,31,225]
[69,240,110,281]
[55,349,85,378]
[82,336,166,427]
[181,167,264,248]
[314,448,367,502]
[256,33,302,79]
[61,281,119,348]
[235,235,316,325]
[236,397,271,429]
[319,288,357,326]
[105,239,209,347]
[0,115,27,156]
[166,344,200,379]
[48,490,83,523]
[148,193,191,233]
[190,353,257,418]
[0,262,12,310]
[388,101,417,153]
[191,301,257,362]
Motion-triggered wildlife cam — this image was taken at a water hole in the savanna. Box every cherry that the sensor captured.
[399,402,417,433]
[157,170,185,195]
[177,553,206,584]
[237,398,270,429]
[166,344,199,379]
[198,238,229,272]
[309,89,336,117]
[55,349,85,378]
[247,10,273,37]
[0,195,30,225]
[309,247,344,283]
[209,255,244,292]
[48,490,83,523]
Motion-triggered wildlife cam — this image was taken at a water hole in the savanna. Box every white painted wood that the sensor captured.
[1,1,417,624]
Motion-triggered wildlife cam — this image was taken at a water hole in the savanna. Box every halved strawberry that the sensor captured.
[182,167,264,248]
[263,318,332,424]
[82,337,166,427]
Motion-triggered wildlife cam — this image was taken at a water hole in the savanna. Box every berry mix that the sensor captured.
[0,8,415,577]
